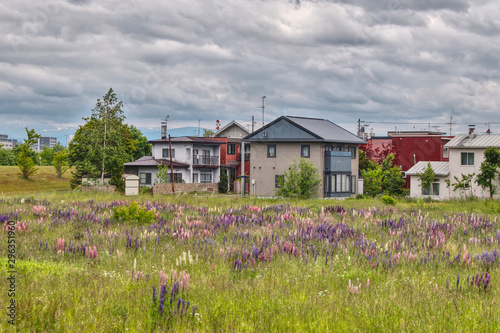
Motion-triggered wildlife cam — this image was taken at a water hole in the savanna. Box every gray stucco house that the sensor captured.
[243,116,366,197]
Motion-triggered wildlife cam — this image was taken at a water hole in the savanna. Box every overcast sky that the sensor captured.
[2,0,500,142]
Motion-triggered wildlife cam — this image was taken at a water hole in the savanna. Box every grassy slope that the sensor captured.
[0,166,73,195]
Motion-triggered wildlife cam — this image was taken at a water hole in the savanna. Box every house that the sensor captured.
[213,120,266,192]
[242,116,366,197]
[124,136,221,187]
[406,128,500,199]
[365,131,452,187]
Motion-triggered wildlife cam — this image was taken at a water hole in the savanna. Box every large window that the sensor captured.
[267,145,276,158]
[140,173,151,185]
[227,144,236,155]
[301,145,310,158]
[244,144,251,161]
[347,146,356,159]
[275,174,284,188]
[200,170,212,183]
[422,179,440,196]
[443,147,449,159]
[461,152,474,166]
[327,173,355,194]
[162,148,175,158]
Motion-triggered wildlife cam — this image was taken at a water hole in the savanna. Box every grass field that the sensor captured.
[1,191,499,332]
[0,166,73,195]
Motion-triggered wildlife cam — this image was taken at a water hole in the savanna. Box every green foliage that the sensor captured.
[381,195,397,205]
[218,166,229,194]
[359,149,377,173]
[0,148,17,165]
[52,148,70,178]
[203,129,215,137]
[448,173,475,199]
[69,88,134,187]
[475,147,500,198]
[361,154,405,197]
[129,125,152,160]
[276,158,321,199]
[17,128,41,179]
[418,162,435,193]
[112,201,156,224]
[156,164,170,184]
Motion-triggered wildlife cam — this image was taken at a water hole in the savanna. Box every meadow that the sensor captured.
[1,191,499,332]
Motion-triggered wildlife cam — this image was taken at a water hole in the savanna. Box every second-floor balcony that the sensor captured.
[193,155,219,167]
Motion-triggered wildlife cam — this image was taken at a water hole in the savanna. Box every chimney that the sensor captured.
[161,123,167,139]
[468,125,476,139]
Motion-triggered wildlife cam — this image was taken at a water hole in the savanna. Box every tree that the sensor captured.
[39,146,54,166]
[203,129,215,137]
[17,128,41,179]
[218,166,229,193]
[156,164,170,184]
[476,147,500,198]
[52,149,70,178]
[0,148,17,166]
[418,162,435,195]
[129,125,152,160]
[276,158,321,199]
[361,154,405,197]
[447,173,475,199]
[68,88,134,191]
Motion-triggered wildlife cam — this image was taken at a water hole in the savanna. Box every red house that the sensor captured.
[366,131,453,187]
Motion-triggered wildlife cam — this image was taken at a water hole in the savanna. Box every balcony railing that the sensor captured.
[193,155,219,166]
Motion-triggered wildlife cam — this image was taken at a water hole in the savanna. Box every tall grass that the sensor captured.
[1,193,499,332]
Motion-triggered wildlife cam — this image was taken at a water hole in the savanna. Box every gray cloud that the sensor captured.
[1,0,500,141]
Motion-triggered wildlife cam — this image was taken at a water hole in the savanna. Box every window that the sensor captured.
[301,145,310,158]
[275,174,284,188]
[422,178,440,196]
[140,173,151,185]
[227,144,236,155]
[347,146,356,159]
[244,144,251,161]
[267,145,276,158]
[165,173,183,183]
[443,147,449,159]
[162,148,175,158]
[200,170,212,183]
[461,152,474,166]
[330,174,352,193]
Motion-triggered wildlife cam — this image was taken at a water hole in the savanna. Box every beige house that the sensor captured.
[406,131,500,199]
[243,116,366,197]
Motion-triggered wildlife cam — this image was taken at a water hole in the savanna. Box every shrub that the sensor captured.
[112,201,156,224]
[381,195,397,205]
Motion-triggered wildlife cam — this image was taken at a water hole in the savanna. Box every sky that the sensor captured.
[2,0,500,143]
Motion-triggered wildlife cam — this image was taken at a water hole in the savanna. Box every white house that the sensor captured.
[124,136,221,187]
[406,129,500,200]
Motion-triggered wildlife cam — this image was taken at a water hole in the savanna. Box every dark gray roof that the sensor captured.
[148,136,222,145]
[124,157,189,168]
[243,116,366,144]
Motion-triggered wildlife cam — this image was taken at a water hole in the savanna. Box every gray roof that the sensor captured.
[445,134,500,149]
[405,161,450,176]
[148,136,222,145]
[214,120,267,137]
[244,116,366,144]
[124,157,189,168]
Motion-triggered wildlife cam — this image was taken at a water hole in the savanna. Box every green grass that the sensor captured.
[0,192,499,332]
[0,166,73,195]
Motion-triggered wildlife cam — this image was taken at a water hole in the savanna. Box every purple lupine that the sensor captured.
[153,286,157,305]
[457,273,460,290]
[446,278,449,289]
[159,298,165,314]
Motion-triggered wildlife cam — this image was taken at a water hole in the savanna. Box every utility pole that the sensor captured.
[101,114,107,185]
[357,119,361,137]
[261,96,266,126]
[446,116,454,136]
[168,135,175,193]
[198,119,201,137]
[161,115,169,139]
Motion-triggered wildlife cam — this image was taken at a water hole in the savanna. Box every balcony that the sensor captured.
[193,155,219,167]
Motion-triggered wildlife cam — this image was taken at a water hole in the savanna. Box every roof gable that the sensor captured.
[244,117,319,141]
[244,116,366,144]
[406,161,450,176]
[445,134,500,148]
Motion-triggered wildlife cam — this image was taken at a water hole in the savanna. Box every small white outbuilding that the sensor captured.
[122,174,140,196]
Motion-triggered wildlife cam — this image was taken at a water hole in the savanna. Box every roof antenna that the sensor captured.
[261,96,266,126]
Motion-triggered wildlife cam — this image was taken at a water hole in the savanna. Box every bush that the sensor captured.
[381,195,397,205]
[276,158,321,199]
[218,167,229,194]
[112,202,156,224]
